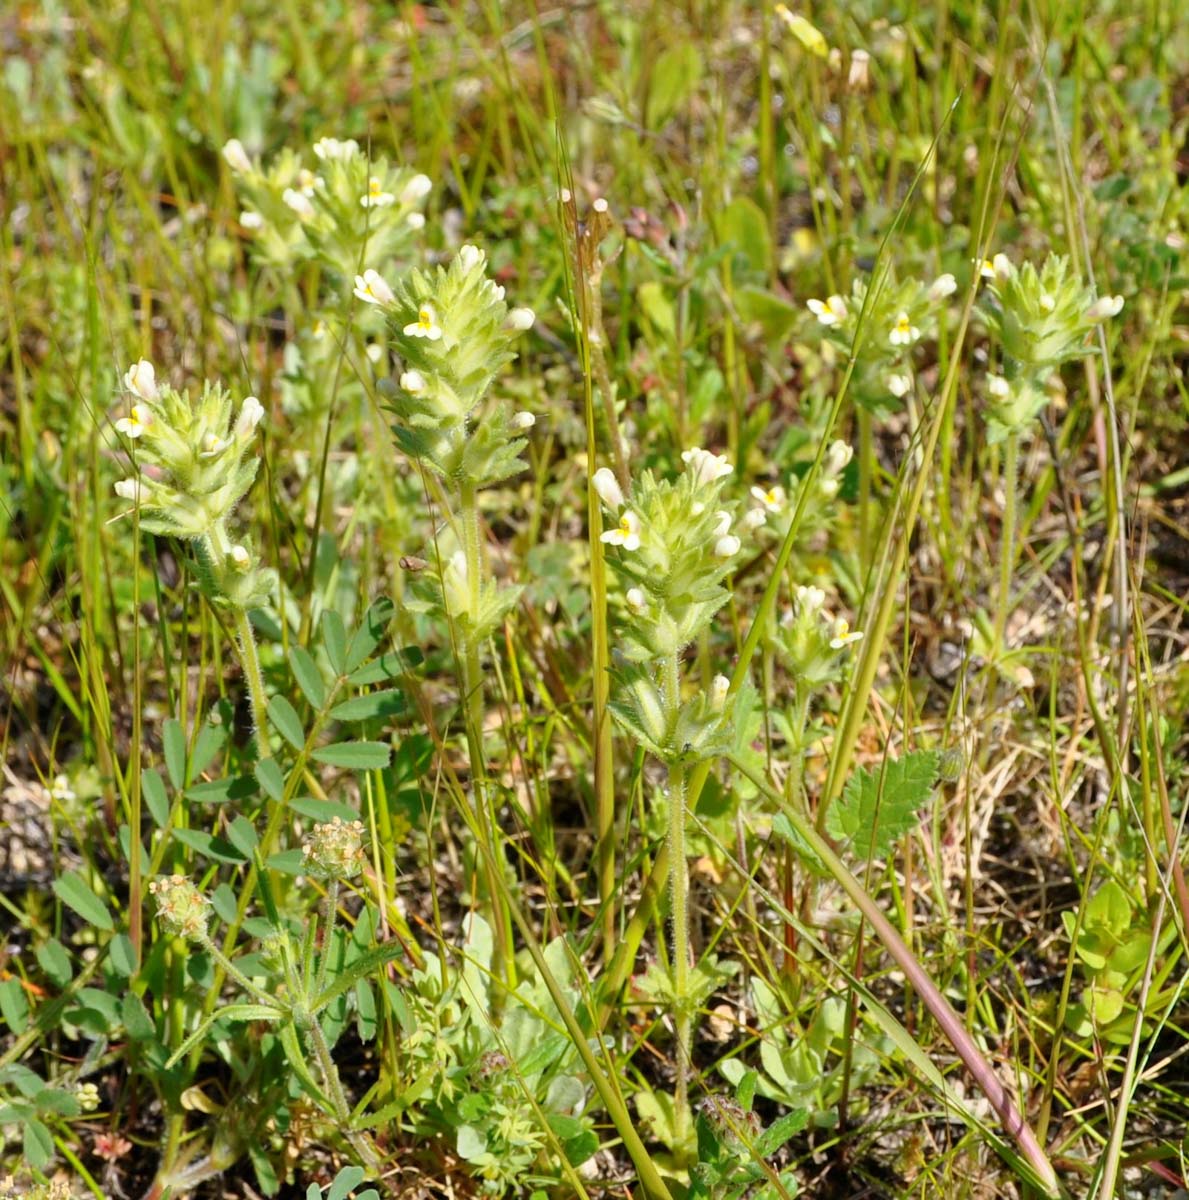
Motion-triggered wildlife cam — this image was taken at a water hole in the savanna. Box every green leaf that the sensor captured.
[290,646,326,709]
[290,797,360,824]
[717,196,771,275]
[268,696,306,751]
[345,596,395,672]
[279,1022,331,1108]
[327,1166,366,1200]
[348,651,410,686]
[734,1068,758,1112]
[312,941,405,1015]
[190,719,227,779]
[265,850,307,875]
[328,689,406,722]
[163,718,187,790]
[311,741,391,770]
[321,611,347,675]
[122,992,156,1041]
[34,1086,80,1117]
[456,1123,487,1161]
[0,979,29,1034]
[826,750,940,859]
[636,280,676,339]
[23,1118,53,1168]
[109,933,138,977]
[735,286,799,344]
[53,870,113,932]
[185,775,256,804]
[35,939,72,988]
[142,769,170,828]
[171,828,247,865]
[255,757,285,804]
[227,816,259,859]
[646,41,703,128]
[754,1109,809,1157]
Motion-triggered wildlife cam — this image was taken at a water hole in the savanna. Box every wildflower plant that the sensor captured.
[597,447,755,1157]
[223,137,431,281]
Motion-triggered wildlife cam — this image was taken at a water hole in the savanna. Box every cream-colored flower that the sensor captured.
[740,508,767,532]
[592,467,625,511]
[353,269,395,306]
[296,168,319,196]
[51,773,77,802]
[457,244,484,273]
[510,411,536,430]
[847,49,871,91]
[400,370,427,394]
[714,534,741,559]
[312,137,360,161]
[400,173,432,204]
[361,175,395,208]
[115,404,152,439]
[199,432,230,458]
[601,509,641,551]
[1039,291,1055,313]
[229,545,251,571]
[123,359,158,401]
[795,584,826,612]
[824,439,853,476]
[928,273,957,300]
[282,188,314,219]
[221,138,252,173]
[978,252,1012,283]
[406,212,426,230]
[505,307,535,332]
[987,374,1011,398]
[114,477,148,502]
[403,302,443,340]
[889,311,920,347]
[713,511,732,537]
[829,618,864,649]
[1086,294,1124,321]
[807,294,848,326]
[887,372,912,398]
[750,484,786,513]
[235,396,264,437]
[625,586,647,612]
[681,446,733,486]
[365,343,384,364]
[239,210,264,230]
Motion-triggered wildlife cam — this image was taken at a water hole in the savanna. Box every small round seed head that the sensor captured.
[302,817,366,879]
[149,876,211,942]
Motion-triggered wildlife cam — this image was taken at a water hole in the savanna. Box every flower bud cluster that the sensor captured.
[806,272,956,412]
[771,584,864,688]
[977,251,1125,440]
[373,244,536,487]
[599,449,752,764]
[110,360,272,609]
[222,137,431,280]
[301,818,366,880]
[149,875,211,942]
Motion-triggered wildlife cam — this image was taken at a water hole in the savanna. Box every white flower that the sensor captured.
[50,774,76,802]
[847,49,870,91]
[714,534,741,559]
[625,586,647,612]
[366,343,384,364]
[282,188,314,219]
[229,545,251,571]
[114,477,148,502]
[887,372,912,398]
[115,404,152,439]
[406,212,426,230]
[987,374,1011,398]
[740,508,767,531]
[592,466,625,511]
[199,432,230,458]
[353,269,395,306]
[400,173,432,204]
[296,168,319,196]
[511,411,536,430]
[750,484,786,513]
[505,307,535,332]
[820,477,840,498]
[457,244,484,273]
[889,311,920,346]
[311,319,327,340]
[123,359,158,401]
[403,302,443,340]
[978,252,1013,282]
[400,370,427,394]
[312,137,359,161]
[235,396,264,437]
[1039,291,1055,313]
[239,210,264,230]
[221,138,252,173]
[709,675,730,713]
[681,447,733,486]
[1087,294,1124,321]
[928,273,957,300]
[829,618,864,649]
[601,509,641,551]
[361,176,395,208]
[713,511,732,537]
[807,294,848,325]
[824,440,853,476]
[795,585,826,612]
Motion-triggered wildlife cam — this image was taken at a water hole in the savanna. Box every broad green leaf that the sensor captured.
[171,828,246,864]
[268,696,305,750]
[23,1118,53,1168]
[255,757,285,803]
[34,1087,80,1117]
[290,797,360,824]
[636,280,676,339]
[109,933,138,977]
[227,815,259,859]
[163,718,187,790]
[826,750,940,859]
[190,719,227,779]
[328,689,406,722]
[311,741,391,770]
[348,648,417,685]
[327,1166,366,1200]
[35,939,72,988]
[186,775,256,804]
[717,196,772,275]
[754,1108,809,1157]
[321,611,347,675]
[646,41,703,128]
[0,979,29,1034]
[53,870,113,932]
[290,646,326,708]
[265,850,307,875]
[457,1124,487,1161]
[735,286,799,343]
[142,769,170,828]
[122,992,156,1041]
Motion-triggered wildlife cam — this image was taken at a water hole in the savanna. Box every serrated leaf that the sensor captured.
[345,596,395,672]
[826,750,939,859]
[53,870,113,932]
[268,696,305,750]
[328,689,406,722]
[311,741,391,771]
[290,646,326,709]
[163,718,187,790]
[322,611,347,675]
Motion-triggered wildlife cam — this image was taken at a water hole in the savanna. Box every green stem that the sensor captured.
[232,606,271,761]
[306,1015,383,1175]
[315,879,339,999]
[994,429,1019,657]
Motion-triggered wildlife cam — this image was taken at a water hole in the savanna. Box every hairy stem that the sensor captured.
[994,429,1019,657]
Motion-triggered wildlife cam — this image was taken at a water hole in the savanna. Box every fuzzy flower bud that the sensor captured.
[221,138,252,174]
[123,358,159,401]
[400,173,432,204]
[235,395,264,438]
[1086,294,1124,321]
[681,447,733,487]
[510,411,536,430]
[282,188,314,219]
[592,466,625,511]
[301,818,366,880]
[626,586,647,613]
[824,439,854,476]
[709,674,730,712]
[114,478,148,502]
[505,306,535,332]
[714,534,741,559]
[457,244,484,273]
[228,545,251,571]
[74,1081,101,1113]
[149,876,211,942]
[928,273,957,300]
[400,369,427,394]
